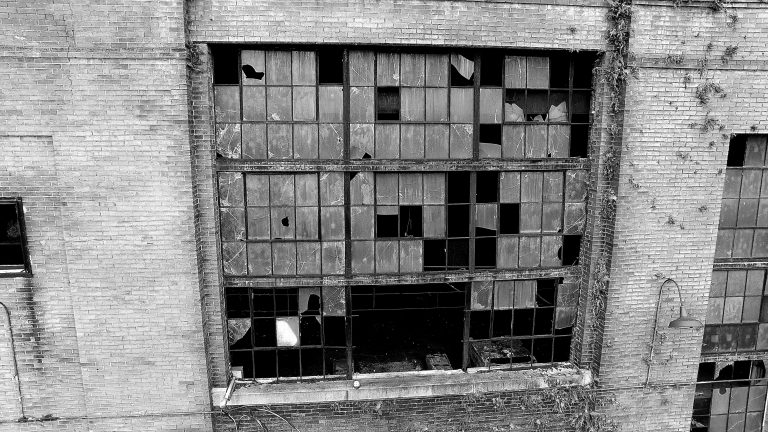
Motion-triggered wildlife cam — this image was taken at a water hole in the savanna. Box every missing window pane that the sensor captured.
[476,172,499,203]
[728,135,747,167]
[480,53,503,87]
[213,46,239,84]
[318,48,344,84]
[377,87,400,121]
[399,206,423,237]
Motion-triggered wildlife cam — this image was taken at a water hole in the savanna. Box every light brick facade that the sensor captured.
[1,0,767,431]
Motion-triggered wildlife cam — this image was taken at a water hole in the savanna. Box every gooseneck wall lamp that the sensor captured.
[644,278,703,386]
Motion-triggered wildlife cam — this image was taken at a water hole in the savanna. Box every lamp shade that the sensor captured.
[668,307,702,329]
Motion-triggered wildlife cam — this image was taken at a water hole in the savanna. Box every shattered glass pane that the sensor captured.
[540,236,562,267]
[450,54,474,85]
[322,241,345,275]
[471,281,492,310]
[222,242,247,275]
[322,286,346,316]
[350,124,374,159]
[216,123,241,159]
[549,92,568,123]
[218,172,244,207]
[350,172,374,205]
[220,208,245,241]
[320,172,344,205]
[270,207,295,239]
[475,204,498,231]
[565,170,588,202]
[564,203,586,234]
[228,318,251,346]
[241,50,265,84]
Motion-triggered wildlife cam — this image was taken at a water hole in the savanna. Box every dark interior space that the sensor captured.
[351,284,466,372]
[318,48,344,84]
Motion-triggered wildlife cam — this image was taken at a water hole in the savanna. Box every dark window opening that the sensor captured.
[479,124,502,147]
[562,235,581,265]
[377,87,400,121]
[691,360,766,432]
[450,53,475,86]
[212,46,240,84]
[376,213,399,238]
[447,172,470,204]
[570,125,590,157]
[500,204,520,234]
[549,55,570,89]
[476,172,499,203]
[572,52,597,89]
[479,54,503,87]
[318,48,344,84]
[399,206,423,237]
[0,200,29,275]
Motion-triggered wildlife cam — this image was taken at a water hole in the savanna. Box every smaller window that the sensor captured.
[0,199,30,276]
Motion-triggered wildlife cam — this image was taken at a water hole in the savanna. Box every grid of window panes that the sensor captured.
[226,279,578,379]
[702,269,768,354]
[217,170,587,276]
[715,135,768,259]
[212,48,594,161]
[691,360,766,432]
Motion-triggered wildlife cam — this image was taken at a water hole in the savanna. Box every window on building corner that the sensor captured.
[0,199,30,276]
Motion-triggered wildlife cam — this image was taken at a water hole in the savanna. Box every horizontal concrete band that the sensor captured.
[213,366,592,406]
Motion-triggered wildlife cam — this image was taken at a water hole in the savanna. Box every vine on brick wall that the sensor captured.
[520,385,618,432]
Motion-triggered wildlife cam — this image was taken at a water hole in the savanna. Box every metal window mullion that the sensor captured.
[462,281,472,371]
[469,172,477,273]
[472,54,480,160]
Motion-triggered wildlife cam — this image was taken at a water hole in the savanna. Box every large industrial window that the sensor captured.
[213,47,595,380]
[691,360,766,432]
[0,198,30,276]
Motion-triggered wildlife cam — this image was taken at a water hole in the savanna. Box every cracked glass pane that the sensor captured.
[220,208,245,241]
[222,242,247,275]
[296,242,321,275]
[350,124,374,159]
[319,123,344,159]
[471,281,492,310]
[349,51,374,86]
[449,124,472,159]
[216,123,241,159]
[218,172,244,207]
[322,286,346,316]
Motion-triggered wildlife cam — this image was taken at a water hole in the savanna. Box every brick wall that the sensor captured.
[0,1,212,430]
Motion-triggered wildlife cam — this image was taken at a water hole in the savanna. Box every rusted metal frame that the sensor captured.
[223,266,578,288]
[713,260,768,270]
[342,48,354,379]
[216,158,589,172]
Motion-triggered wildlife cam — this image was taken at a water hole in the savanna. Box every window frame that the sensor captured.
[212,45,598,382]
[0,197,31,278]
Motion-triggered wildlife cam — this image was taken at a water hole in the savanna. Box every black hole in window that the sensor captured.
[552,336,571,362]
[399,206,423,237]
[447,172,470,204]
[424,240,446,270]
[274,289,298,315]
[480,54,503,87]
[697,362,717,381]
[446,239,469,268]
[377,87,400,121]
[562,235,582,265]
[550,55,570,89]
[733,360,753,380]
[376,213,399,238]
[479,124,502,147]
[450,54,475,87]
[536,280,557,306]
[212,46,240,85]
[225,288,250,318]
[572,52,597,89]
[570,125,590,158]
[241,64,264,81]
[447,205,470,237]
[492,310,512,337]
[512,309,534,336]
[727,135,747,167]
[526,90,549,120]
[476,172,499,203]
[475,237,496,268]
[253,350,277,378]
[532,339,553,363]
[318,48,344,84]
[499,204,520,235]
[278,350,300,377]
[231,351,256,378]
[252,292,275,318]
[253,318,278,347]
[534,308,554,335]
[470,311,491,339]
[281,217,290,227]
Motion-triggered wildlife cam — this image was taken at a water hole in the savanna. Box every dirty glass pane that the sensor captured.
[350,87,375,123]
[499,172,520,203]
[519,237,541,267]
[375,124,400,159]
[497,236,519,269]
[266,51,291,85]
[322,286,346,316]
[215,86,240,122]
[494,281,515,309]
[349,51,374,86]
[350,172,374,205]
[296,242,321,274]
[449,124,472,159]
[220,208,245,241]
[542,203,562,233]
[322,241,345,275]
[223,242,247,275]
[350,124,374,159]
[293,124,319,159]
[321,207,345,240]
[564,203,586,234]
[401,88,425,121]
[541,236,562,267]
[526,57,549,89]
[502,125,525,159]
[548,125,570,158]
[479,88,502,123]
[375,240,399,273]
[423,174,446,204]
[525,125,547,158]
[273,242,297,275]
[295,207,319,239]
[401,54,425,86]
[744,136,767,166]
[216,123,241,159]
[515,280,536,308]
[247,243,271,275]
[242,124,267,159]
[401,124,425,159]
[319,86,344,122]
[376,173,399,205]
[399,240,423,273]
[565,171,588,202]
[270,206,295,240]
[270,174,295,206]
[247,207,270,239]
[475,204,497,231]
[243,86,266,121]
[425,54,448,87]
[425,88,448,122]
[319,123,344,159]
[267,123,292,159]
[267,87,292,121]
[504,56,526,88]
[292,51,316,85]
[425,124,450,159]
[399,173,423,205]
[352,240,375,273]
[292,87,316,121]
[450,88,473,122]
[245,174,269,206]
[423,206,445,237]
[521,172,544,202]
[242,50,266,85]
[377,52,400,86]
[351,206,375,239]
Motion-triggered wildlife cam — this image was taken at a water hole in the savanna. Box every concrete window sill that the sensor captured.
[212,364,592,406]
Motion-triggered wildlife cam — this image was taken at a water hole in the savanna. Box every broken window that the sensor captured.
[213,47,595,161]
[0,199,30,275]
[214,46,596,382]
[691,360,766,432]
[715,135,768,259]
[702,269,768,354]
